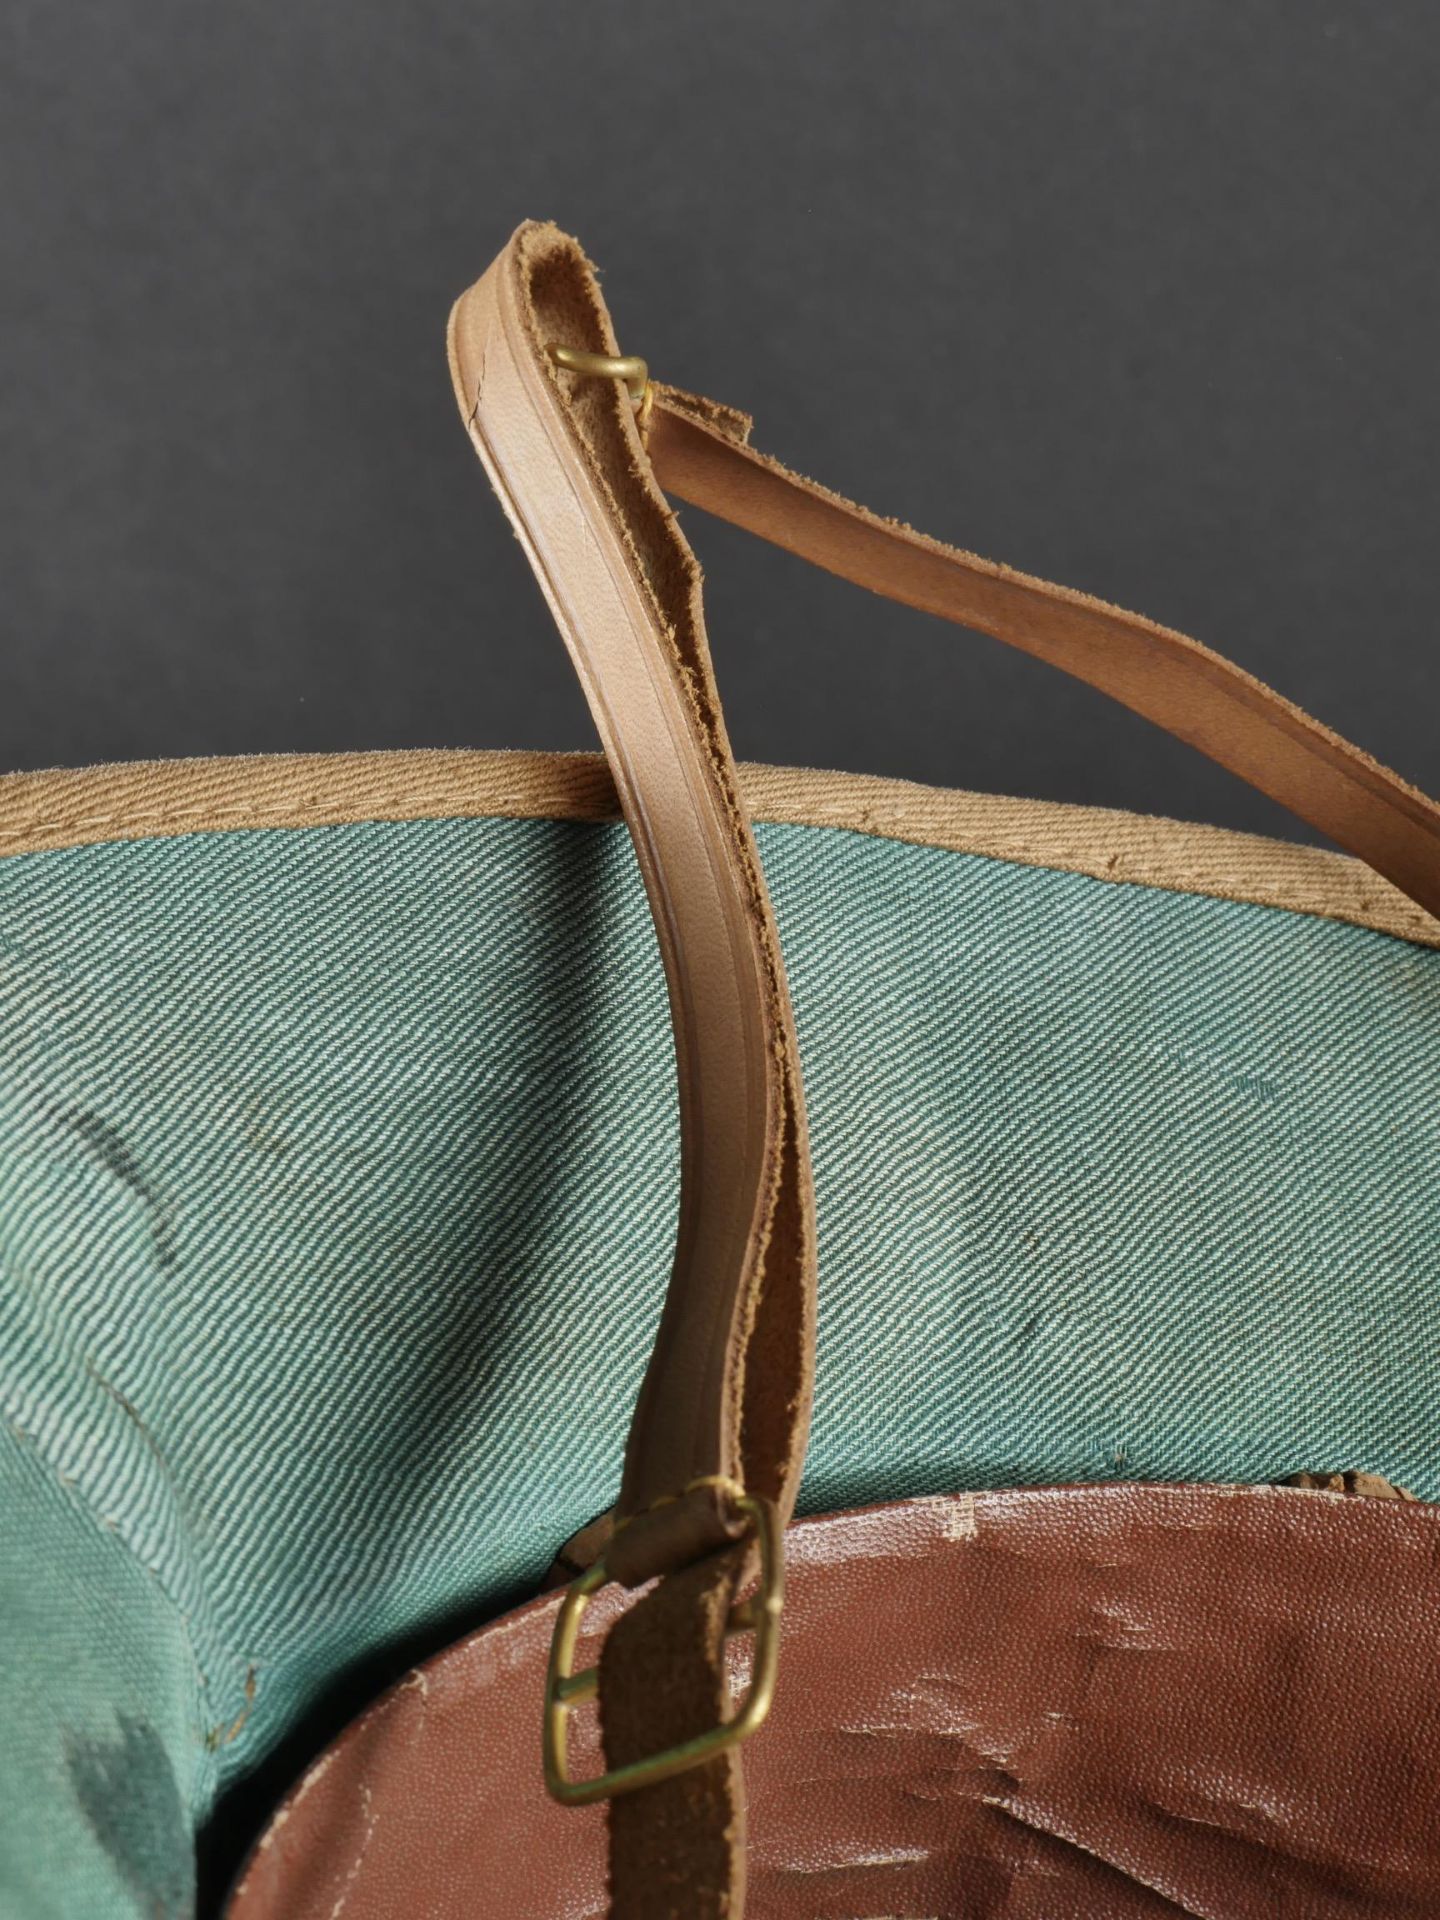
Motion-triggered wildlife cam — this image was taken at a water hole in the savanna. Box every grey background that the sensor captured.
[4,1,1437,843]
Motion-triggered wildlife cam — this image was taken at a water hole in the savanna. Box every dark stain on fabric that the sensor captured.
[1013,1308,1045,1353]
[57,1107,178,1267]
[243,1092,291,1157]
[65,1715,194,1919]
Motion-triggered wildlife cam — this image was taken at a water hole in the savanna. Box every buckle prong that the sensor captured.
[542,1485,783,1806]
[546,342,650,408]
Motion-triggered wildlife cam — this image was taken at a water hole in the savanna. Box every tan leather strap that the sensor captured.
[448,222,814,1916]
[647,386,1440,925]
[451,222,1440,1920]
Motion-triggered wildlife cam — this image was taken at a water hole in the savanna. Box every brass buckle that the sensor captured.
[542,1480,784,1806]
[546,342,655,437]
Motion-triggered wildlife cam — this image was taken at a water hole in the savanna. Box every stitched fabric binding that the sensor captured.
[2,750,1436,949]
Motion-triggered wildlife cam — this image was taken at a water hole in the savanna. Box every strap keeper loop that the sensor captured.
[542,1482,784,1806]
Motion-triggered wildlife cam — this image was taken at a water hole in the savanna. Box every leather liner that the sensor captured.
[227,1483,1440,1919]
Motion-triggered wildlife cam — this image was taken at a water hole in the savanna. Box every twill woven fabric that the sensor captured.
[2,806,1438,1917]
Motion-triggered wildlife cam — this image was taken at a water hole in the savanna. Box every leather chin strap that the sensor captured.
[449,221,1440,1920]
[647,386,1440,925]
[449,221,813,1919]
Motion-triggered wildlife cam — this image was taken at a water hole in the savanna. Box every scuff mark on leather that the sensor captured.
[984,1798,1214,1919]
[775,1842,931,1874]
[912,1490,978,1539]
[325,1781,376,1920]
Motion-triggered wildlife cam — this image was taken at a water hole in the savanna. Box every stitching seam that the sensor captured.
[0,791,1429,940]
